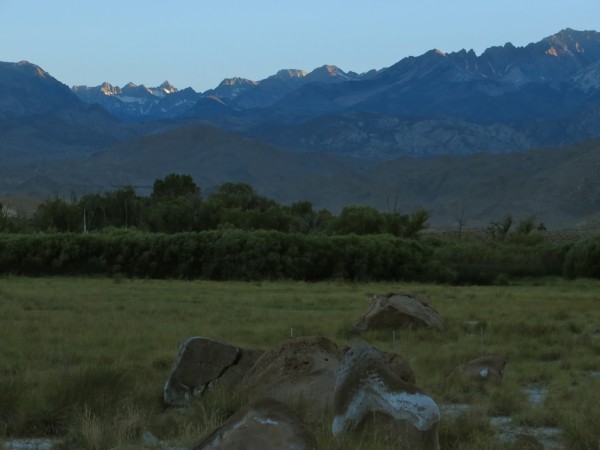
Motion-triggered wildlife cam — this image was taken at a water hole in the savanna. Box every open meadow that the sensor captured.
[1,277,599,449]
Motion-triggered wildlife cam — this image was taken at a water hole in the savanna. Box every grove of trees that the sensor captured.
[23,174,430,238]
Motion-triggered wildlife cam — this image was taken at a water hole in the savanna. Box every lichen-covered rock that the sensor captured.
[353,292,444,332]
[333,342,440,450]
[190,397,317,450]
[164,337,262,406]
[240,336,344,412]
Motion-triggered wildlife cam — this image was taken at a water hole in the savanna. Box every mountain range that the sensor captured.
[1,28,600,227]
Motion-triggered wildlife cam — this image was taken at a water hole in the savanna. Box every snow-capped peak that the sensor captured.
[144,81,178,97]
[274,69,308,80]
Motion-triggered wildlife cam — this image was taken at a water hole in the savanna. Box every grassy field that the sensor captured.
[1,277,599,449]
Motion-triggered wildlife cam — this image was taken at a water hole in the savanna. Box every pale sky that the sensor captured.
[1,0,599,92]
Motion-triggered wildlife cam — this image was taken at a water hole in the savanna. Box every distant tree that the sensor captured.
[0,202,6,231]
[200,183,280,230]
[454,207,468,240]
[145,174,202,232]
[515,214,536,235]
[207,182,272,211]
[485,214,514,241]
[333,205,385,235]
[79,193,108,231]
[403,210,430,239]
[104,186,142,228]
[289,201,322,234]
[33,197,81,232]
[151,173,200,200]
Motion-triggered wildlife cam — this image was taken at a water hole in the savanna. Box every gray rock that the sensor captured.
[190,397,317,450]
[239,336,343,412]
[353,292,444,332]
[332,344,440,449]
[2,439,57,450]
[164,337,262,406]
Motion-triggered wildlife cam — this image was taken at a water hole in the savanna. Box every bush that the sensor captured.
[431,240,568,284]
[563,236,600,279]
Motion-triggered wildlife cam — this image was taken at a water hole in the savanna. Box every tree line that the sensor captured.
[0,174,429,238]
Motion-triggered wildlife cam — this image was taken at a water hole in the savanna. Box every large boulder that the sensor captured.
[332,342,440,450]
[190,397,317,450]
[451,355,507,383]
[163,337,263,406]
[239,336,344,412]
[353,292,444,332]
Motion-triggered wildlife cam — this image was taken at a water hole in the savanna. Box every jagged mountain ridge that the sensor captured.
[263,29,600,122]
[72,80,198,121]
[71,64,368,120]
[67,28,600,159]
[69,28,600,120]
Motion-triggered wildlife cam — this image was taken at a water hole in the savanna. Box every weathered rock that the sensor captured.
[210,348,265,391]
[353,292,444,332]
[332,343,440,450]
[190,397,317,450]
[164,337,262,406]
[452,355,507,383]
[380,349,417,385]
[239,336,344,412]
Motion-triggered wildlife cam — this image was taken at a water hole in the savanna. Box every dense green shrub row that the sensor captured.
[0,229,588,283]
[0,229,432,281]
[431,239,570,284]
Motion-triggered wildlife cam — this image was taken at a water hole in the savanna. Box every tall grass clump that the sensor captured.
[557,379,600,449]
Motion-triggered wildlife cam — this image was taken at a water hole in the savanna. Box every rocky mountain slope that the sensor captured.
[65,28,600,159]
[0,61,146,166]
[72,81,200,121]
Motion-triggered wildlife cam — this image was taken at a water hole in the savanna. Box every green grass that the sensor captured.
[1,276,599,448]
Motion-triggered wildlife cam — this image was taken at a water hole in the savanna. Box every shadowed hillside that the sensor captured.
[3,126,599,228]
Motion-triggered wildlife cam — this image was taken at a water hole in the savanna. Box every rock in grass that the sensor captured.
[452,355,507,383]
[239,336,344,412]
[332,343,440,450]
[353,292,444,332]
[164,337,262,406]
[190,397,317,450]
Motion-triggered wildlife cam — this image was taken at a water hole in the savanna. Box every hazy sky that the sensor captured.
[1,0,599,92]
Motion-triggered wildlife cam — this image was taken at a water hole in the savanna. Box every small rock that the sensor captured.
[2,439,56,450]
[451,355,506,383]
